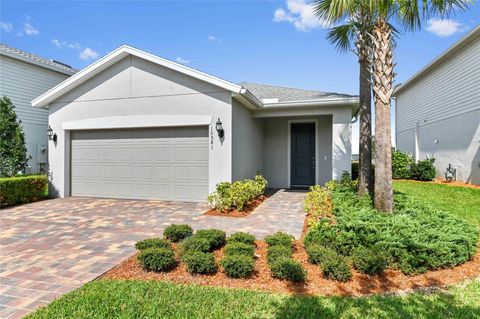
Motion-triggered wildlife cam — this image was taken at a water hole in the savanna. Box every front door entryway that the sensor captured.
[291,122,315,186]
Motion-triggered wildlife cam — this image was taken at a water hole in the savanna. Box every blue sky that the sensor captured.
[1,0,479,152]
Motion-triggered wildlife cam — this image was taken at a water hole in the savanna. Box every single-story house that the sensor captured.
[32,45,358,202]
[393,26,479,184]
[0,44,76,174]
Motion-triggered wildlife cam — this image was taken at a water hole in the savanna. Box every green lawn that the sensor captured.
[28,181,480,319]
[394,180,480,226]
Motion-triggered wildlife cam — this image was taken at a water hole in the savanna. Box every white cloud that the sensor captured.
[68,43,81,50]
[273,0,330,32]
[1,22,13,32]
[24,22,39,35]
[79,47,99,61]
[176,57,190,64]
[51,39,66,48]
[426,18,468,37]
[208,35,221,43]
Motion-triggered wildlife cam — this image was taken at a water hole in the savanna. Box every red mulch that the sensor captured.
[102,241,480,297]
[203,195,269,218]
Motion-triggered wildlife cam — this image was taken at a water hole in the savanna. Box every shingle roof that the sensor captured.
[240,82,357,103]
[0,43,77,75]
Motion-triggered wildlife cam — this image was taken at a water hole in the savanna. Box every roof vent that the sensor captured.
[262,98,279,103]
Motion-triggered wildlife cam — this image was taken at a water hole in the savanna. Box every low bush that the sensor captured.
[195,229,226,250]
[411,158,436,181]
[227,232,256,246]
[164,224,193,242]
[137,248,176,272]
[304,185,333,226]
[0,174,48,207]
[320,252,352,282]
[179,237,211,254]
[392,150,414,179]
[351,246,387,275]
[304,186,479,275]
[224,242,255,257]
[221,255,255,278]
[264,232,294,249]
[305,244,337,265]
[207,174,267,211]
[135,238,172,251]
[182,251,217,274]
[266,245,292,265]
[270,259,307,282]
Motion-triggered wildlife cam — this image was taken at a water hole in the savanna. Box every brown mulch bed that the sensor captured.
[203,195,269,218]
[102,241,480,297]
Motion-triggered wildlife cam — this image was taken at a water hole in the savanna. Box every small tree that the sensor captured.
[0,96,30,176]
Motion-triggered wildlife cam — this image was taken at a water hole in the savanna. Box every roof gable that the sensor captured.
[32,45,244,108]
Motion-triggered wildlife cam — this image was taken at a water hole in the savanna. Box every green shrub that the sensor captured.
[351,246,387,275]
[392,150,414,179]
[270,259,307,282]
[164,224,193,242]
[0,175,48,207]
[221,255,255,278]
[305,244,337,265]
[195,229,226,250]
[320,253,352,282]
[207,174,267,211]
[304,185,333,227]
[266,245,292,265]
[264,232,294,249]
[304,186,479,275]
[224,242,255,257]
[182,251,217,274]
[179,237,211,254]
[227,232,256,246]
[137,248,176,272]
[412,158,436,181]
[135,238,172,251]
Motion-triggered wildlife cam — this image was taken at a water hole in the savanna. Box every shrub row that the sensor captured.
[303,185,479,275]
[207,174,267,211]
[221,232,257,278]
[0,174,48,207]
[392,150,436,181]
[265,232,306,282]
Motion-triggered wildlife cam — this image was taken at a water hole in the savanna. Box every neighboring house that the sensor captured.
[393,26,480,184]
[0,44,76,174]
[32,45,358,202]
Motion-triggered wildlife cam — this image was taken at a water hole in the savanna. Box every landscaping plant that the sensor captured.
[411,158,436,181]
[137,247,176,272]
[269,259,307,282]
[392,150,414,179]
[182,251,217,274]
[223,242,255,257]
[351,246,387,275]
[135,238,172,251]
[304,185,333,226]
[227,232,256,246]
[0,174,48,207]
[164,224,193,242]
[194,229,226,250]
[179,237,211,254]
[264,232,294,249]
[221,254,255,278]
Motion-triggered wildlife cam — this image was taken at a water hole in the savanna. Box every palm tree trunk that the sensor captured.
[357,60,372,196]
[371,19,394,213]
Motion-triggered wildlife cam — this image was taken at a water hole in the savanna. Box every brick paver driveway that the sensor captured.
[0,189,305,318]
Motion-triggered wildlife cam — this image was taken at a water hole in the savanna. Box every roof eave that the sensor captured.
[0,50,76,76]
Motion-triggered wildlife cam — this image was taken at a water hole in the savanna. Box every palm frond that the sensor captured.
[327,23,356,53]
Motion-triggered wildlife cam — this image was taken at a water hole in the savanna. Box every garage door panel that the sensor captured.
[71,126,208,202]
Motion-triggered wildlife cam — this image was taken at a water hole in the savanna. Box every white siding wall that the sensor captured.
[395,34,480,183]
[0,55,70,173]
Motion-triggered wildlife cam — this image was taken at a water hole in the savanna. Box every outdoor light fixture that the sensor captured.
[47,126,57,143]
[215,118,224,138]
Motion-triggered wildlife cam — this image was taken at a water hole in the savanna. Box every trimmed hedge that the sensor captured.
[266,245,292,265]
[208,174,267,211]
[194,229,226,250]
[221,255,255,278]
[179,237,211,254]
[227,232,256,246]
[182,251,217,274]
[164,224,193,242]
[137,248,176,272]
[320,252,352,282]
[223,242,255,257]
[135,238,172,251]
[352,246,387,275]
[392,150,414,179]
[264,232,294,249]
[411,158,436,181]
[270,259,307,282]
[0,174,48,207]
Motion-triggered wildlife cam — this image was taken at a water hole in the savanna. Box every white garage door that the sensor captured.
[71,126,209,202]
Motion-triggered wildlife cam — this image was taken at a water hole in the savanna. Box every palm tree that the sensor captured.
[314,0,471,212]
[318,9,375,197]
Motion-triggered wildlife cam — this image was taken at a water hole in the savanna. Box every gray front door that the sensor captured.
[291,123,315,186]
[71,126,209,202]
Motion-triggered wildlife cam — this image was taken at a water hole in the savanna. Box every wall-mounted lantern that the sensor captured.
[47,126,57,143]
[215,118,224,139]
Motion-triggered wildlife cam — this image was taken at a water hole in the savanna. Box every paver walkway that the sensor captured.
[0,189,305,318]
